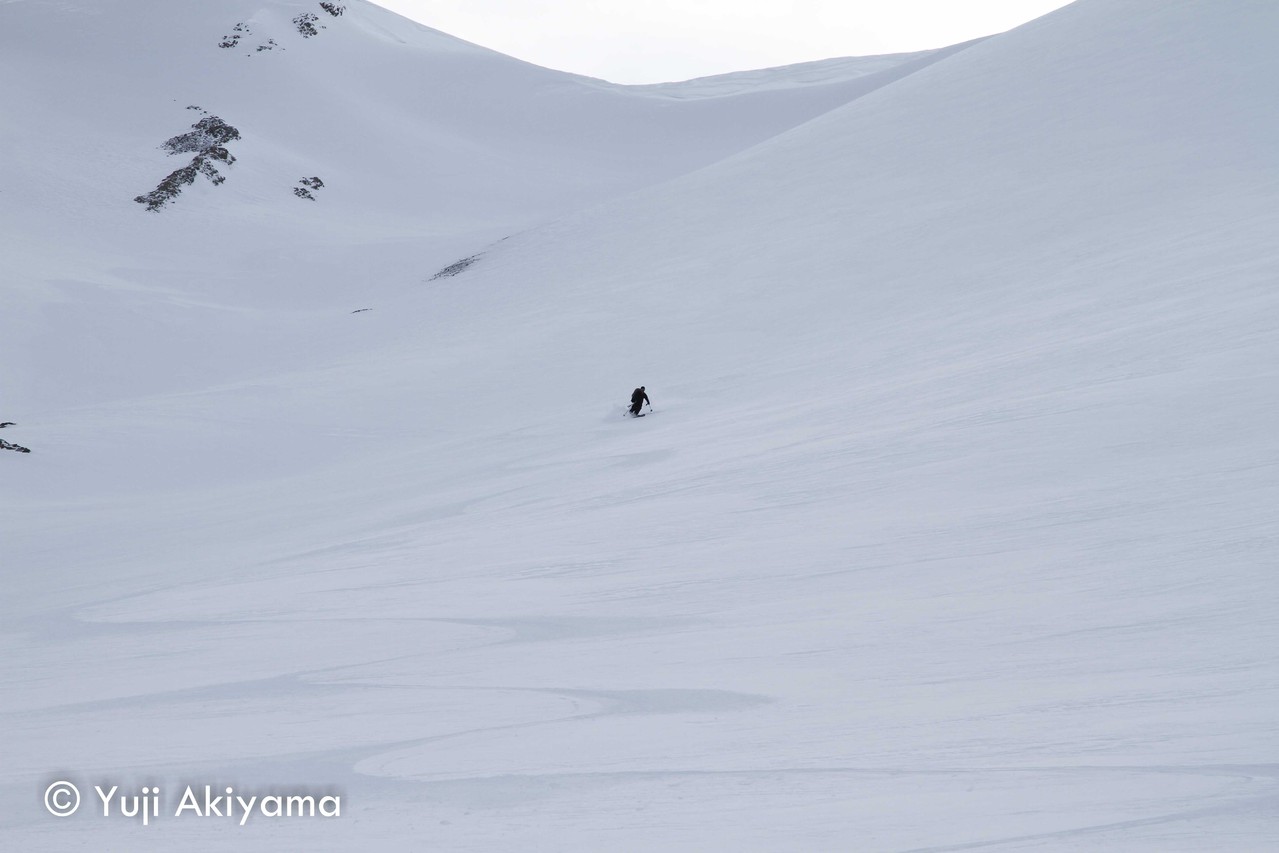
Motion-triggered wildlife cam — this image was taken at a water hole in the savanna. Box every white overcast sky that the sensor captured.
[372,1,1075,83]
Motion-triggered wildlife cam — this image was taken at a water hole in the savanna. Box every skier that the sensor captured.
[629,386,650,417]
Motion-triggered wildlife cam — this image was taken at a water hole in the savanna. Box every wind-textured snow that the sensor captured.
[2,0,1278,850]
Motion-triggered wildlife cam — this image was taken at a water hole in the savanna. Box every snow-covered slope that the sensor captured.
[620,47,960,98]
[0,0,954,412]
[3,0,1278,850]
[1,0,924,238]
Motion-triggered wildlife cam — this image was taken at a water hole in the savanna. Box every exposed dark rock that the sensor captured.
[135,112,241,211]
[294,12,322,37]
[320,3,346,17]
[162,115,240,155]
[293,176,325,200]
[219,22,250,49]
[430,254,481,280]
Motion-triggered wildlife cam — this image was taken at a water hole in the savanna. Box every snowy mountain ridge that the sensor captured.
[619,46,960,99]
[0,0,974,410]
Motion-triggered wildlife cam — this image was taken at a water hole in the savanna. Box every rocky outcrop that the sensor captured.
[293,12,322,37]
[430,255,482,280]
[134,109,241,211]
[218,22,249,49]
[294,176,325,200]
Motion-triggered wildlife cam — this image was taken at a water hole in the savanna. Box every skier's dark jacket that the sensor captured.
[630,387,649,413]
